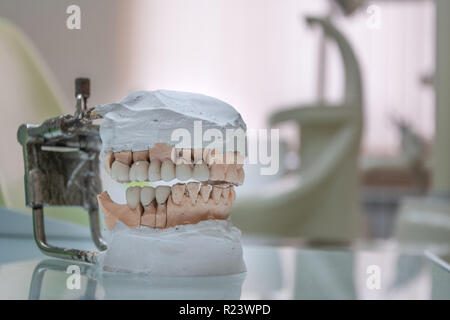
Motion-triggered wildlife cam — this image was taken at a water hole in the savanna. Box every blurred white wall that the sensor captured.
[130,0,435,155]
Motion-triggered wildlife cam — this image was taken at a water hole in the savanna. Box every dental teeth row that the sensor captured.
[125,184,235,209]
[109,159,244,184]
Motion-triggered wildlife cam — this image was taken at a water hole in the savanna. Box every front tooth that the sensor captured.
[211,187,223,204]
[126,186,140,209]
[111,161,130,182]
[200,185,212,202]
[171,184,185,205]
[210,164,226,181]
[140,186,155,207]
[187,182,200,204]
[102,151,114,174]
[155,186,171,204]
[176,164,192,181]
[193,163,209,181]
[235,152,245,169]
[193,149,203,164]
[131,161,149,181]
[176,149,192,165]
[161,159,175,182]
[148,159,162,182]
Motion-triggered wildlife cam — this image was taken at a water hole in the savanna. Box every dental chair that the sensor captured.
[232,17,364,241]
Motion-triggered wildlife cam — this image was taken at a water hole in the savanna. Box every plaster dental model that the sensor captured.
[94,90,247,276]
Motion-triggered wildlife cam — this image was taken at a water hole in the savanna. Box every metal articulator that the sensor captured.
[17,78,106,263]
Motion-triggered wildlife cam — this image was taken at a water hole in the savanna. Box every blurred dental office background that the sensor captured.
[0,0,440,240]
[1,0,449,300]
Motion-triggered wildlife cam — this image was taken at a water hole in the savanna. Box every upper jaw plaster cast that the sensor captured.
[94,90,247,276]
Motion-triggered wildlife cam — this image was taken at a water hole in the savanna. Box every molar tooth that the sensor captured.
[237,167,245,185]
[148,159,162,182]
[161,159,175,182]
[200,185,212,202]
[210,164,226,181]
[222,187,231,199]
[175,164,192,181]
[211,187,223,204]
[171,184,185,205]
[193,163,209,181]
[187,182,200,204]
[175,149,192,165]
[155,186,171,204]
[111,161,130,182]
[114,150,133,165]
[230,187,236,201]
[140,186,155,207]
[206,149,224,165]
[133,150,149,162]
[126,186,140,209]
[225,165,239,184]
[130,161,149,181]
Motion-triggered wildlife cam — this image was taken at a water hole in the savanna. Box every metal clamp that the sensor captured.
[17,78,106,263]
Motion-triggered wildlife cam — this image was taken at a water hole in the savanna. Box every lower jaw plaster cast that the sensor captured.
[94,90,247,276]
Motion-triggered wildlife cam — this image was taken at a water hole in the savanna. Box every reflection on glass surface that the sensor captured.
[16,244,449,300]
[28,259,245,300]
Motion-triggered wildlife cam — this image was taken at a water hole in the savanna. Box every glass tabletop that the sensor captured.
[0,206,449,300]
[0,235,449,300]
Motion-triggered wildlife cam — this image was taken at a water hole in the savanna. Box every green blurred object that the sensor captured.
[0,18,91,227]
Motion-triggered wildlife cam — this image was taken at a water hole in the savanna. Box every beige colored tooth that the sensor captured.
[202,148,212,163]
[148,159,161,182]
[171,184,185,205]
[149,143,174,161]
[237,167,245,185]
[176,164,192,181]
[200,185,212,202]
[211,187,223,204]
[210,164,226,181]
[111,161,130,182]
[225,165,239,184]
[141,202,156,228]
[133,150,149,162]
[193,149,203,164]
[193,163,209,181]
[235,152,245,169]
[230,187,236,201]
[161,159,175,182]
[140,186,155,207]
[206,149,224,165]
[114,150,133,165]
[175,149,192,165]
[155,186,171,204]
[97,191,141,229]
[155,204,167,228]
[222,187,231,199]
[126,186,140,209]
[187,182,200,204]
[130,161,149,181]
[102,151,114,174]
